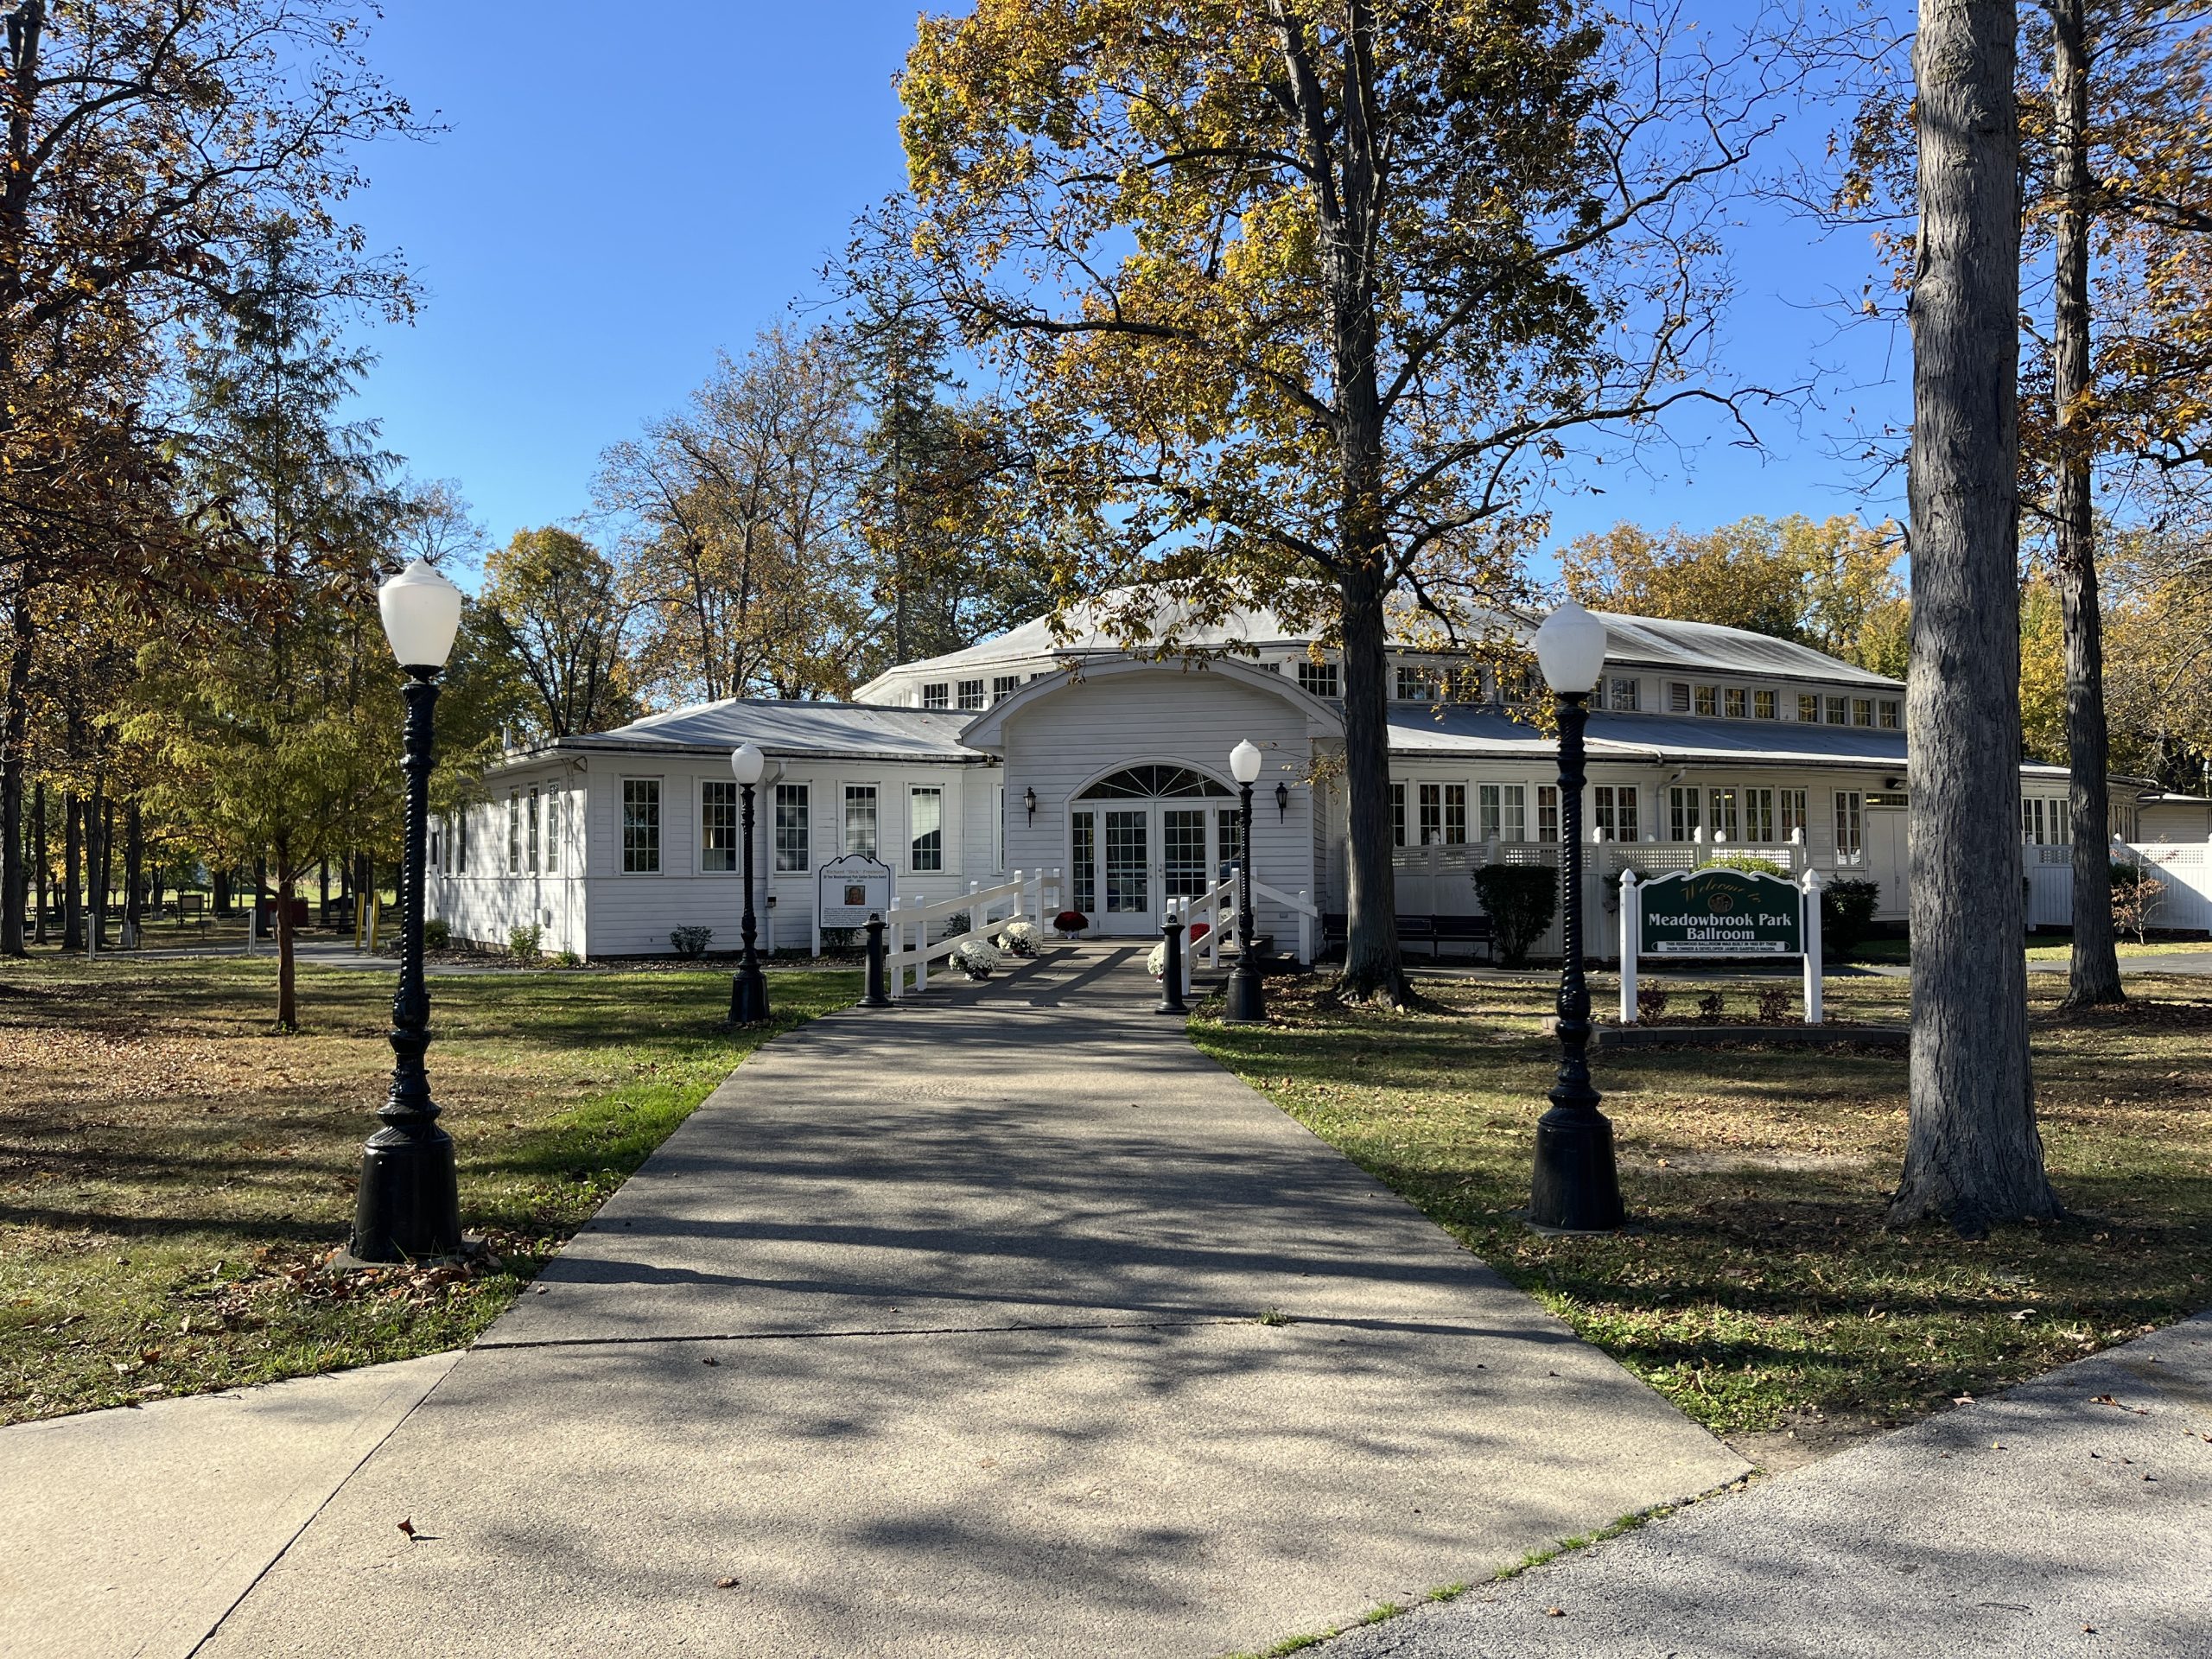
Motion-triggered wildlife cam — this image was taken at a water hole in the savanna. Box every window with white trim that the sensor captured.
[922,683,949,709]
[456,810,468,874]
[957,679,985,711]
[1798,693,1819,722]
[843,785,878,855]
[1781,788,1808,840]
[1694,685,1718,717]
[1708,787,1739,841]
[621,779,662,874]
[1537,785,1560,843]
[1744,787,1775,843]
[992,674,1020,703]
[527,786,541,873]
[1416,784,1468,846]
[1724,688,1747,719]
[1390,782,1407,847]
[507,791,520,874]
[910,786,944,872]
[544,789,561,874]
[1755,689,1777,720]
[1834,790,1864,857]
[774,784,810,871]
[701,780,740,872]
[1879,699,1901,729]
[1609,677,1640,712]
[1296,659,1340,698]
[1852,696,1874,727]
[1594,785,1638,842]
[1826,695,1848,725]
[1669,785,1701,842]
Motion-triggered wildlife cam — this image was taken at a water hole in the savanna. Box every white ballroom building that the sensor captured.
[425,596,2202,961]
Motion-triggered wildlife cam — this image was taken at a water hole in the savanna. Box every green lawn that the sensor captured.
[1194,970,2212,1455]
[1848,934,2210,965]
[0,957,857,1424]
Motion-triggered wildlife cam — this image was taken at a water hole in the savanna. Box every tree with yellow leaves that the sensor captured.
[872,0,1816,1001]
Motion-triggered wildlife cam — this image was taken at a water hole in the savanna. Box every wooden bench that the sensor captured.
[1319,912,1496,962]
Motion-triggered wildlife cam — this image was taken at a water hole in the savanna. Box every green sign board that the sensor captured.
[1637,868,1802,956]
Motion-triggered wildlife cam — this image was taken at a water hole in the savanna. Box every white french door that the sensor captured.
[1070,803,1240,935]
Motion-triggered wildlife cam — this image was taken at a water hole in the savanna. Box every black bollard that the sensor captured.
[1154,912,1187,1016]
[861,912,892,1008]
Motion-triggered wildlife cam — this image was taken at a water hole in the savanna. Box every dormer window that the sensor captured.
[1798,693,1819,721]
[957,678,985,711]
[1296,660,1340,698]
[1880,700,1901,729]
[1694,685,1718,717]
[1826,696,1848,724]
[1724,688,1747,718]
[991,674,1020,702]
[1755,690,1777,719]
[922,682,950,709]
[1609,676,1640,711]
[1852,697,1874,727]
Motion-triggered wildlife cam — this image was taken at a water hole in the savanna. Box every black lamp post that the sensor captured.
[728,742,769,1025]
[1526,600,1624,1232]
[1224,737,1266,1024]
[351,559,467,1263]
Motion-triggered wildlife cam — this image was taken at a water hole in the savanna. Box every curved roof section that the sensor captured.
[958,654,1343,752]
[853,587,1902,696]
[538,698,981,763]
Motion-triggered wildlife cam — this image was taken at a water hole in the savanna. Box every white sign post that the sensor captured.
[1800,868,1825,1026]
[1618,870,1639,1026]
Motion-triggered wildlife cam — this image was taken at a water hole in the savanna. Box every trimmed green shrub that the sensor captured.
[669,925,713,958]
[1703,854,1790,879]
[508,924,543,963]
[1471,864,1560,966]
[423,918,451,951]
[1821,878,1882,957]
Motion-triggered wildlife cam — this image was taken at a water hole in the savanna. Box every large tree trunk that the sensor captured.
[122,799,143,949]
[276,861,297,1029]
[91,787,109,950]
[0,587,29,957]
[30,779,44,944]
[1336,559,1407,1002]
[1892,0,2060,1231]
[60,789,79,950]
[2051,0,2122,1008]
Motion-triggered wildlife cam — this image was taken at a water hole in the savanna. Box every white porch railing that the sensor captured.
[1173,873,1318,971]
[2031,839,2212,932]
[883,868,1061,999]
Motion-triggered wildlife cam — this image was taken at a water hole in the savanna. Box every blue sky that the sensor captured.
[340,3,1911,577]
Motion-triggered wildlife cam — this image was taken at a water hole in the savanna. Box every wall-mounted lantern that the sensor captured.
[1274,781,1290,822]
[1024,786,1038,823]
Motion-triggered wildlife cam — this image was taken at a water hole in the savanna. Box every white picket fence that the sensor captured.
[2030,840,2212,932]
[882,868,1063,1000]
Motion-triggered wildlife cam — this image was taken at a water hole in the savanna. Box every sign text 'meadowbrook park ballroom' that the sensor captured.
[1637,869,1803,956]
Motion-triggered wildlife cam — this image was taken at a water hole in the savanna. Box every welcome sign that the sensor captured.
[1637,868,1802,956]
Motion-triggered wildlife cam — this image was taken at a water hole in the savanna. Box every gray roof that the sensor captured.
[1389,709,1919,772]
[1590,614,1900,690]
[855,587,1903,695]
[541,699,982,764]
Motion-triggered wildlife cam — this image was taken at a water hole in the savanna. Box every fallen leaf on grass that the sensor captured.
[397,1519,417,1541]
[1544,1607,1565,1618]
[715,1578,740,1590]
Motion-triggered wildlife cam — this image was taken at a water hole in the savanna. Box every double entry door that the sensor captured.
[1069,804,1242,936]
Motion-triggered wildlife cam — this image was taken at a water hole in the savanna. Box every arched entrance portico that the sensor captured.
[1067,764,1245,937]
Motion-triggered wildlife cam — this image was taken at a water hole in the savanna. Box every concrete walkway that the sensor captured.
[149,944,1744,1658]
[0,1355,460,1659]
[1318,1313,2212,1659]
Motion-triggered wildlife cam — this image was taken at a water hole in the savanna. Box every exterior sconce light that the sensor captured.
[1024,786,1038,823]
[1274,781,1290,822]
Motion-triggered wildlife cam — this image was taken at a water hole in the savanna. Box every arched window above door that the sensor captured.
[1076,764,1229,800]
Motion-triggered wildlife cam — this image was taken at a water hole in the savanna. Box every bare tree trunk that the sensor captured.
[30,779,43,944]
[92,789,110,950]
[276,860,297,1029]
[0,587,29,956]
[1893,0,2061,1231]
[2050,0,2122,1007]
[60,790,79,950]
[1336,560,1407,1002]
[122,800,143,949]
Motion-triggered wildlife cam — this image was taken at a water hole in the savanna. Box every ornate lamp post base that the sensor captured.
[1222,766,1267,1024]
[1528,1103,1624,1232]
[350,1127,467,1262]
[730,967,769,1026]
